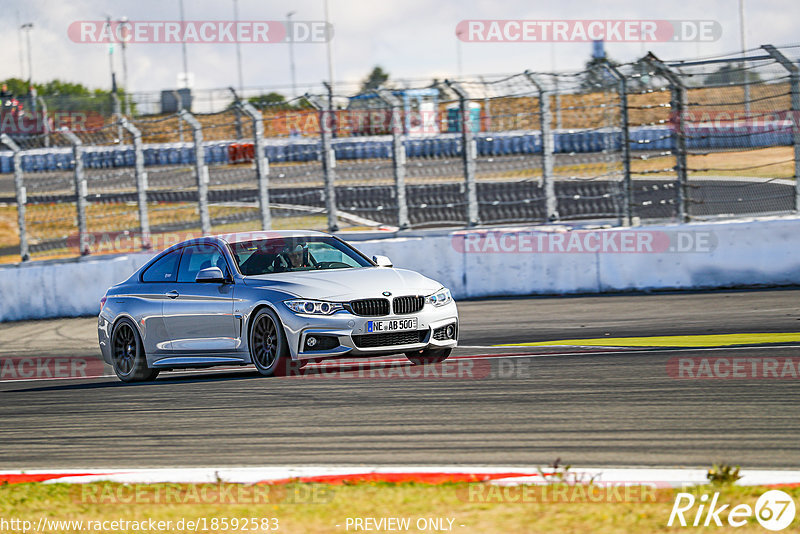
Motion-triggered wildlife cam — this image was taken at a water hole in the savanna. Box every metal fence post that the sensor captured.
[674,85,689,223]
[644,54,689,223]
[0,134,29,261]
[762,45,800,212]
[445,80,480,226]
[554,77,563,130]
[180,109,211,235]
[112,92,124,141]
[237,101,272,230]
[229,87,244,140]
[37,96,50,148]
[599,61,633,226]
[525,72,558,222]
[479,76,491,132]
[174,91,185,144]
[377,89,410,230]
[61,128,90,255]
[235,108,243,140]
[306,87,339,233]
[120,117,151,249]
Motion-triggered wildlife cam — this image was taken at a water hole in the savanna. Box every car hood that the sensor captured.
[243,267,442,301]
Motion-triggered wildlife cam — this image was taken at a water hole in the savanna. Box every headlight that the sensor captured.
[284,299,344,315]
[427,288,452,307]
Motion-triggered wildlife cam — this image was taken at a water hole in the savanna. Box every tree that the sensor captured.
[247,92,311,110]
[359,66,389,94]
[1,78,112,98]
[0,77,133,115]
[2,78,32,96]
[247,92,287,107]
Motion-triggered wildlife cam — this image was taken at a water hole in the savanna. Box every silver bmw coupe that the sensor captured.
[98,231,458,382]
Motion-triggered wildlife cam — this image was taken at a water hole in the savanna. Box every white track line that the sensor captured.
[1,466,799,487]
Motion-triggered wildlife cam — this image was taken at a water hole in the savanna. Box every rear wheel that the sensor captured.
[405,348,451,365]
[111,318,159,382]
[250,308,293,376]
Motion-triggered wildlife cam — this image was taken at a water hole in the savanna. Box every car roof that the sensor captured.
[136,230,366,282]
[217,230,329,244]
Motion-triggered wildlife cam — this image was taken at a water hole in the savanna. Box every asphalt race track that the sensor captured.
[1,289,799,469]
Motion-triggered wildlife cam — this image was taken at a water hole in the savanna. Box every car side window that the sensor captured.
[141,249,181,283]
[177,244,229,283]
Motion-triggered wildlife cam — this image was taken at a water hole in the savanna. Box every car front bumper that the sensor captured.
[276,301,459,362]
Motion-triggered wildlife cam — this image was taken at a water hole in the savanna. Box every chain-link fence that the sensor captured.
[256,95,339,232]
[0,131,78,260]
[133,112,201,245]
[2,44,799,263]
[672,46,797,219]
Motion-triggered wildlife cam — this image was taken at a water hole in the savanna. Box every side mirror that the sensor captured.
[373,255,393,267]
[196,267,226,283]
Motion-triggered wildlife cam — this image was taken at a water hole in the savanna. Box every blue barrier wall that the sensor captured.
[0,125,793,173]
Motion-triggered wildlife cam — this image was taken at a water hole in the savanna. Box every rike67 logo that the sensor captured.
[668,490,796,531]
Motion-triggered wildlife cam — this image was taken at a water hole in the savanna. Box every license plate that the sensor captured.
[366,318,418,333]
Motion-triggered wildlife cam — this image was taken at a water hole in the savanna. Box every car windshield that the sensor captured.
[229,237,373,275]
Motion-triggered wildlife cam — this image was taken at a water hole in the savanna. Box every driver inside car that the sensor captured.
[274,243,314,271]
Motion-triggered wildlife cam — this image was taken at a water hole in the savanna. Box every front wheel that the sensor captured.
[111,318,159,382]
[405,347,451,365]
[250,308,292,376]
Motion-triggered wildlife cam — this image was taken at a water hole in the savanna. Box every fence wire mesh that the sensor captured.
[256,96,336,231]
[464,74,548,225]
[621,60,681,221]
[1,131,83,259]
[130,113,203,249]
[547,70,627,223]
[424,76,534,226]
[329,91,403,228]
[197,107,261,234]
[674,50,797,219]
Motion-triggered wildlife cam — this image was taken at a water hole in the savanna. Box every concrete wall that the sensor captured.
[354,217,800,300]
[1,217,799,322]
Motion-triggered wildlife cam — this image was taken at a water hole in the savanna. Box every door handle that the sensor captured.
[165,290,180,299]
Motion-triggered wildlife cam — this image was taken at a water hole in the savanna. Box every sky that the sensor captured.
[1,0,799,98]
